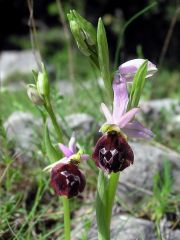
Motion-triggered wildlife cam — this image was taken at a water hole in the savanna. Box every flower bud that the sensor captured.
[69,20,90,56]
[119,59,157,82]
[67,10,97,57]
[92,131,134,173]
[50,163,86,198]
[36,63,50,97]
[27,84,44,105]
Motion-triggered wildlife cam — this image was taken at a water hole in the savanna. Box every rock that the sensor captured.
[4,111,40,155]
[72,215,156,240]
[4,111,94,152]
[140,99,180,115]
[139,99,180,133]
[167,115,180,132]
[160,217,180,240]
[171,230,180,240]
[110,215,156,240]
[0,50,40,81]
[117,142,180,205]
[64,113,94,135]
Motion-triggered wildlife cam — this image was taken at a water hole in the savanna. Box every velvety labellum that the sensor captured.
[92,131,134,173]
[50,163,86,198]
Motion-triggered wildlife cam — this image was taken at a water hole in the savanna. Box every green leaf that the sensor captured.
[96,170,110,240]
[97,18,113,101]
[44,124,61,163]
[127,60,148,110]
[106,172,120,227]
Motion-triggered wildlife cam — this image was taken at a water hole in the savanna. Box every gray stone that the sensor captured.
[170,230,180,240]
[4,111,40,154]
[111,215,156,240]
[4,111,94,152]
[139,99,180,134]
[160,217,180,240]
[72,215,156,240]
[140,99,180,115]
[167,115,180,132]
[117,142,180,205]
[55,79,99,96]
[64,113,94,135]
[0,50,40,81]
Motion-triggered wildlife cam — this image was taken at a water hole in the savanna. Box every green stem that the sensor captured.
[106,173,120,227]
[96,172,119,240]
[62,197,71,240]
[96,171,110,240]
[44,98,63,143]
[44,98,70,240]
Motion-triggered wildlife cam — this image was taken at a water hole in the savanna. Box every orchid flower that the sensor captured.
[44,133,88,198]
[92,60,156,173]
[44,133,89,172]
[100,74,154,139]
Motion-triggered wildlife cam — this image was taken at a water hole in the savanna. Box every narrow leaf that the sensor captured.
[128,60,148,109]
[106,172,120,227]
[97,18,113,101]
[96,170,110,239]
[44,124,61,163]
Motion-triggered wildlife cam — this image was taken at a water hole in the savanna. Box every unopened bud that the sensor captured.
[27,84,44,105]
[67,10,97,57]
[36,63,50,97]
[69,20,90,56]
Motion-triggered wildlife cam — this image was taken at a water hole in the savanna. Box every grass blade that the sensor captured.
[127,60,148,109]
[97,18,113,101]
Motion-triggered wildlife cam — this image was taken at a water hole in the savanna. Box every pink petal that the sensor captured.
[100,103,113,123]
[68,132,76,153]
[81,154,89,161]
[122,120,153,139]
[118,108,140,128]
[112,75,128,123]
[122,128,152,139]
[119,59,157,82]
[125,121,154,137]
[58,143,73,157]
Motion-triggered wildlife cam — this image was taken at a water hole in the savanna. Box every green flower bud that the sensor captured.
[72,10,96,45]
[67,10,97,57]
[36,63,50,97]
[27,84,44,105]
[69,20,90,56]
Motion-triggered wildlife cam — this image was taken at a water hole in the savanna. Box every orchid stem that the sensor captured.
[96,171,110,240]
[44,98,71,240]
[106,173,120,227]
[44,97,63,143]
[62,197,71,240]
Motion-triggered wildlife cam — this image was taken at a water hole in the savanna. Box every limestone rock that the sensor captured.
[0,50,40,81]
[117,141,180,205]
[72,215,156,240]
